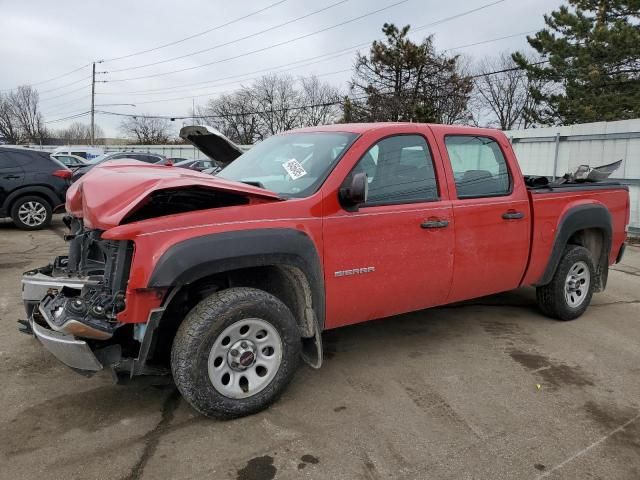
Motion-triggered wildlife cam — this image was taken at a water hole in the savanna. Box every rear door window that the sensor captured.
[445,136,511,198]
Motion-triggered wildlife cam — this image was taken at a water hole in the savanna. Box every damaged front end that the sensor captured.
[21,217,149,377]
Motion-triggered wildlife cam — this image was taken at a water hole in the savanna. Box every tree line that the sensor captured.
[1,0,638,145]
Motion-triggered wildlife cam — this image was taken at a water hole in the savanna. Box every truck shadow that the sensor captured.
[322,287,542,361]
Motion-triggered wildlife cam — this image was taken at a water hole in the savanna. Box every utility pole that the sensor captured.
[90,62,96,146]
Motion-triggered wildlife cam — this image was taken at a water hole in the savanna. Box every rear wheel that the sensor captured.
[10,196,52,230]
[171,287,301,418]
[536,245,595,320]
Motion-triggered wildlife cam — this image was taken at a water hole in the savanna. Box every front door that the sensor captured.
[0,151,25,208]
[323,133,454,329]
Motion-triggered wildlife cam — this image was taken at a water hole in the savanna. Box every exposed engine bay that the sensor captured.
[24,216,132,341]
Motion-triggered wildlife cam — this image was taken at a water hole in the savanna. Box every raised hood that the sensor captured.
[179,125,245,166]
[65,160,280,230]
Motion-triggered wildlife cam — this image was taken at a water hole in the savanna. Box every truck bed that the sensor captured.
[522,184,629,286]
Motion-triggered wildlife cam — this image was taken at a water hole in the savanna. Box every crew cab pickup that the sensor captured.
[21,123,630,418]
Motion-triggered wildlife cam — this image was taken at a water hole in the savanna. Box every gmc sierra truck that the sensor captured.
[21,123,630,418]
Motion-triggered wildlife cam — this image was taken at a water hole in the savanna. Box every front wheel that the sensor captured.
[536,245,595,321]
[171,287,301,418]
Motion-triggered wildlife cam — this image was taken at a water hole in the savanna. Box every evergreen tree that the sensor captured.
[514,0,640,125]
[346,24,472,124]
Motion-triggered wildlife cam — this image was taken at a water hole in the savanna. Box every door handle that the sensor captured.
[3,175,20,180]
[502,210,524,220]
[421,219,449,229]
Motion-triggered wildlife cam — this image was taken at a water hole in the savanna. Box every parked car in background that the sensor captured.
[0,148,71,229]
[51,153,87,169]
[52,146,104,161]
[173,158,219,172]
[71,152,170,181]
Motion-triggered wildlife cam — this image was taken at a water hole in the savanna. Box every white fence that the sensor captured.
[506,119,640,234]
[2,144,209,160]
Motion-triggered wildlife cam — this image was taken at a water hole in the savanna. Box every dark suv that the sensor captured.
[0,148,71,230]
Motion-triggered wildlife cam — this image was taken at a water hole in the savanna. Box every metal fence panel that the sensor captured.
[507,119,640,234]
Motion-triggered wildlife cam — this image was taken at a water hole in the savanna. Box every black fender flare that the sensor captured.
[4,185,62,212]
[536,204,612,287]
[148,228,325,329]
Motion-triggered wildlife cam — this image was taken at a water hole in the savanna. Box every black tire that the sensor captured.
[10,195,53,230]
[171,287,301,419]
[536,245,595,321]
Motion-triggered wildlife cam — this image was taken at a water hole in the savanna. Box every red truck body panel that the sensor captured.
[73,123,627,328]
[522,189,629,286]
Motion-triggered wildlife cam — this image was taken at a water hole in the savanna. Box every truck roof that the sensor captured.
[291,122,501,136]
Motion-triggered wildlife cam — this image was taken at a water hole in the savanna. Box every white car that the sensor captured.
[52,146,104,161]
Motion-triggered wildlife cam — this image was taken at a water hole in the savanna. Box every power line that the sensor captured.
[103,68,352,107]
[98,28,535,99]
[104,0,410,83]
[38,76,93,95]
[107,0,349,73]
[40,84,91,102]
[101,0,512,93]
[101,0,291,63]
[100,49,359,96]
[0,63,90,93]
[44,111,91,124]
[40,95,91,114]
[92,62,551,121]
[412,0,505,32]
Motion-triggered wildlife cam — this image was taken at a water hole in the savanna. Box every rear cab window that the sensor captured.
[444,136,511,198]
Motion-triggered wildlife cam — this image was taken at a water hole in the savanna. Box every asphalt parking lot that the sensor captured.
[1,216,639,480]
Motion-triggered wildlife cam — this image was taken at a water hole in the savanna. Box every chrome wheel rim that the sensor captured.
[208,318,282,399]
[17,201,47,227]
[565,260,590,308]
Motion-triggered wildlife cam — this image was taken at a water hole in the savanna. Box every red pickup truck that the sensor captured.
[21,123,630,418]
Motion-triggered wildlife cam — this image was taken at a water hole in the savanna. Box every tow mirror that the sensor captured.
[339,172,368,207]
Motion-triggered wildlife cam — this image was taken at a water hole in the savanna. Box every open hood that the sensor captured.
[65,160,280,230]
[179,125,245,166]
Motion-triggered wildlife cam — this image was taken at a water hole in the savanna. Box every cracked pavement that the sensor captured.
[1,216,639,480]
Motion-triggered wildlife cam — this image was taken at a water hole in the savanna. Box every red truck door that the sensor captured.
[434,130,531,302]
[322,129,454,329]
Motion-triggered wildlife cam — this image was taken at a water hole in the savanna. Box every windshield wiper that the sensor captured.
[239,180,266,189]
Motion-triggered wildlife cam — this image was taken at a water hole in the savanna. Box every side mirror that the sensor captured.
[339,172,368,207]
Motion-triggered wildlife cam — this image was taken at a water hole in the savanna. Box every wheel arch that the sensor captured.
[5,186,59,213]
[146,229,324,363]
[536,203,612,291]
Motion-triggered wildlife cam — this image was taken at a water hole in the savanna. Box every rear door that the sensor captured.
[322,130,454,328]
[436,132,530,302]
[0,151,25,209]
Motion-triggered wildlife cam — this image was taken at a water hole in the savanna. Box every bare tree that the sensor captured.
[193,73,344,143]
[252,74,302,136]
[0,86,47,143]
[472,53,537,130]
[196,87,262,144]
[119,115,171,144]
[0,93,23,144]
[9,86,47,142]
[56,122,104,144]
[299,75,342,126]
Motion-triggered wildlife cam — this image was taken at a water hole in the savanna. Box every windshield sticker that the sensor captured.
[282,159,307,180]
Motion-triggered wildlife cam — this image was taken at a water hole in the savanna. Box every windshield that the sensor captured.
[217,132,358,197]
